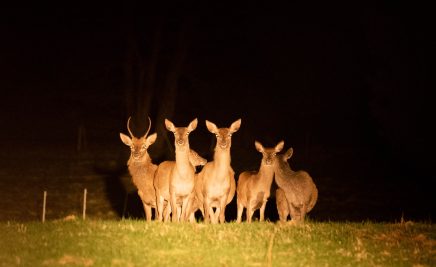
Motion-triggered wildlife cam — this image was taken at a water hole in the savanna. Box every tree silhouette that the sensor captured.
[121,3,193,161]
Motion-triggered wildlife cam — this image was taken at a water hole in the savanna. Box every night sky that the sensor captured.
[1,2,434,221]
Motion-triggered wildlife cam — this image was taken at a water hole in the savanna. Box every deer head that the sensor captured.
[120,117,157,161]
[205,119,241,150]
[255,140,284,165]
[189,149,207,167]
[165,118,198,151]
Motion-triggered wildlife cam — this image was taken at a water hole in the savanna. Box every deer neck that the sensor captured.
[274,160,294,188]
[212,147,231,175]
[257,163,275,185]
[128,152,154,180]
[175,145,193,176]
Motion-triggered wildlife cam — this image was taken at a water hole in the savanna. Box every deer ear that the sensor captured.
[275,140,284,152]
[229,118,241,133]
[205,120,218,133]
[120,133,132,146]
[254,141,264,152]
[188,118,198,131]
[165,119,175,132]
[285,147,293,160]
[146,133,157,145]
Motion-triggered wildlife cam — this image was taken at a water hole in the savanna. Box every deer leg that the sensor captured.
[218,196,227,224]
[280,202,290,222]
[288,202,297,222]
[246,200,254,223]
[180,196,190,222]
[186,210,194,223]
[143,204,152,222]
[259,199,268,222]
[278,210,286,223]
[211,207,219,224]
[300,203,307,223]
[200,207,205,219]
[163,202,171,222]
[156,195,164,222]
[170,192,178,222]
[236,198,244,223]
[184,193,194,222]
[203,199,211,223]
[284,202,290,222]
[289,202,302,223]
[176,206,182,221]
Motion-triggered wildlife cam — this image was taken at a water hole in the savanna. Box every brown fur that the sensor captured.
[119,117,158,221]
[274,146,318,223]
[196,119,241,223]
[154,118,198,222]
[236,141,284,223]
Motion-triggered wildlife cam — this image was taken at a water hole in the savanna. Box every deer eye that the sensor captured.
[228,133,232,137]
[186,132,190,136]
[215,134,219,138]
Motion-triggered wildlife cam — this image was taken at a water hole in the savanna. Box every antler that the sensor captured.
[144,116,152,137]
[127,116,134,137]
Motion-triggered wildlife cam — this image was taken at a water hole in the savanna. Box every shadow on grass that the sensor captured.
[93,163,146,220]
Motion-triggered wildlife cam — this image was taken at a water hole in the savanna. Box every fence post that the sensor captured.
[42,191,47,223]
[83,188,87,220]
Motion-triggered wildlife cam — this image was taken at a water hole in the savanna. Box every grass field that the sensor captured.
[1,219,434,267]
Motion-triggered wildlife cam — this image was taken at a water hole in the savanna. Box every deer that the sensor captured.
[196,119,241,223]
[154,118,198,222]
[119,116,158,221]
[154,148,207,222]
[273,145,318,223]
[236,140,284,223]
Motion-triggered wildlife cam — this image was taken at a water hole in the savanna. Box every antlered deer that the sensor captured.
[274,146,318,223]
[196,119,241,223]
[154,118,198,222]
[236,140,284,223]
[119,117,158,221]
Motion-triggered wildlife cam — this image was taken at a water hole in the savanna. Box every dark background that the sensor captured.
[1,2,434,222]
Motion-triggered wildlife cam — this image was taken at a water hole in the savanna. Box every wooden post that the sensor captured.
[42,191,47,223]
[82,188,87,220]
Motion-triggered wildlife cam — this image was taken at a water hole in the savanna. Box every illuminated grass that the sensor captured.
[0,220,434,267]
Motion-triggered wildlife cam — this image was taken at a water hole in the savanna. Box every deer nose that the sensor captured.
[177,139,184,146]
[219,141,227,149]
[265,158,273,165]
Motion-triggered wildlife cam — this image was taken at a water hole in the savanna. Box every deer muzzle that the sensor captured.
[177,139,185,146]
[218,141,228,149]
[132,151,142,160]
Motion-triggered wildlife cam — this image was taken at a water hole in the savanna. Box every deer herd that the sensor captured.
[120,117,318,224]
